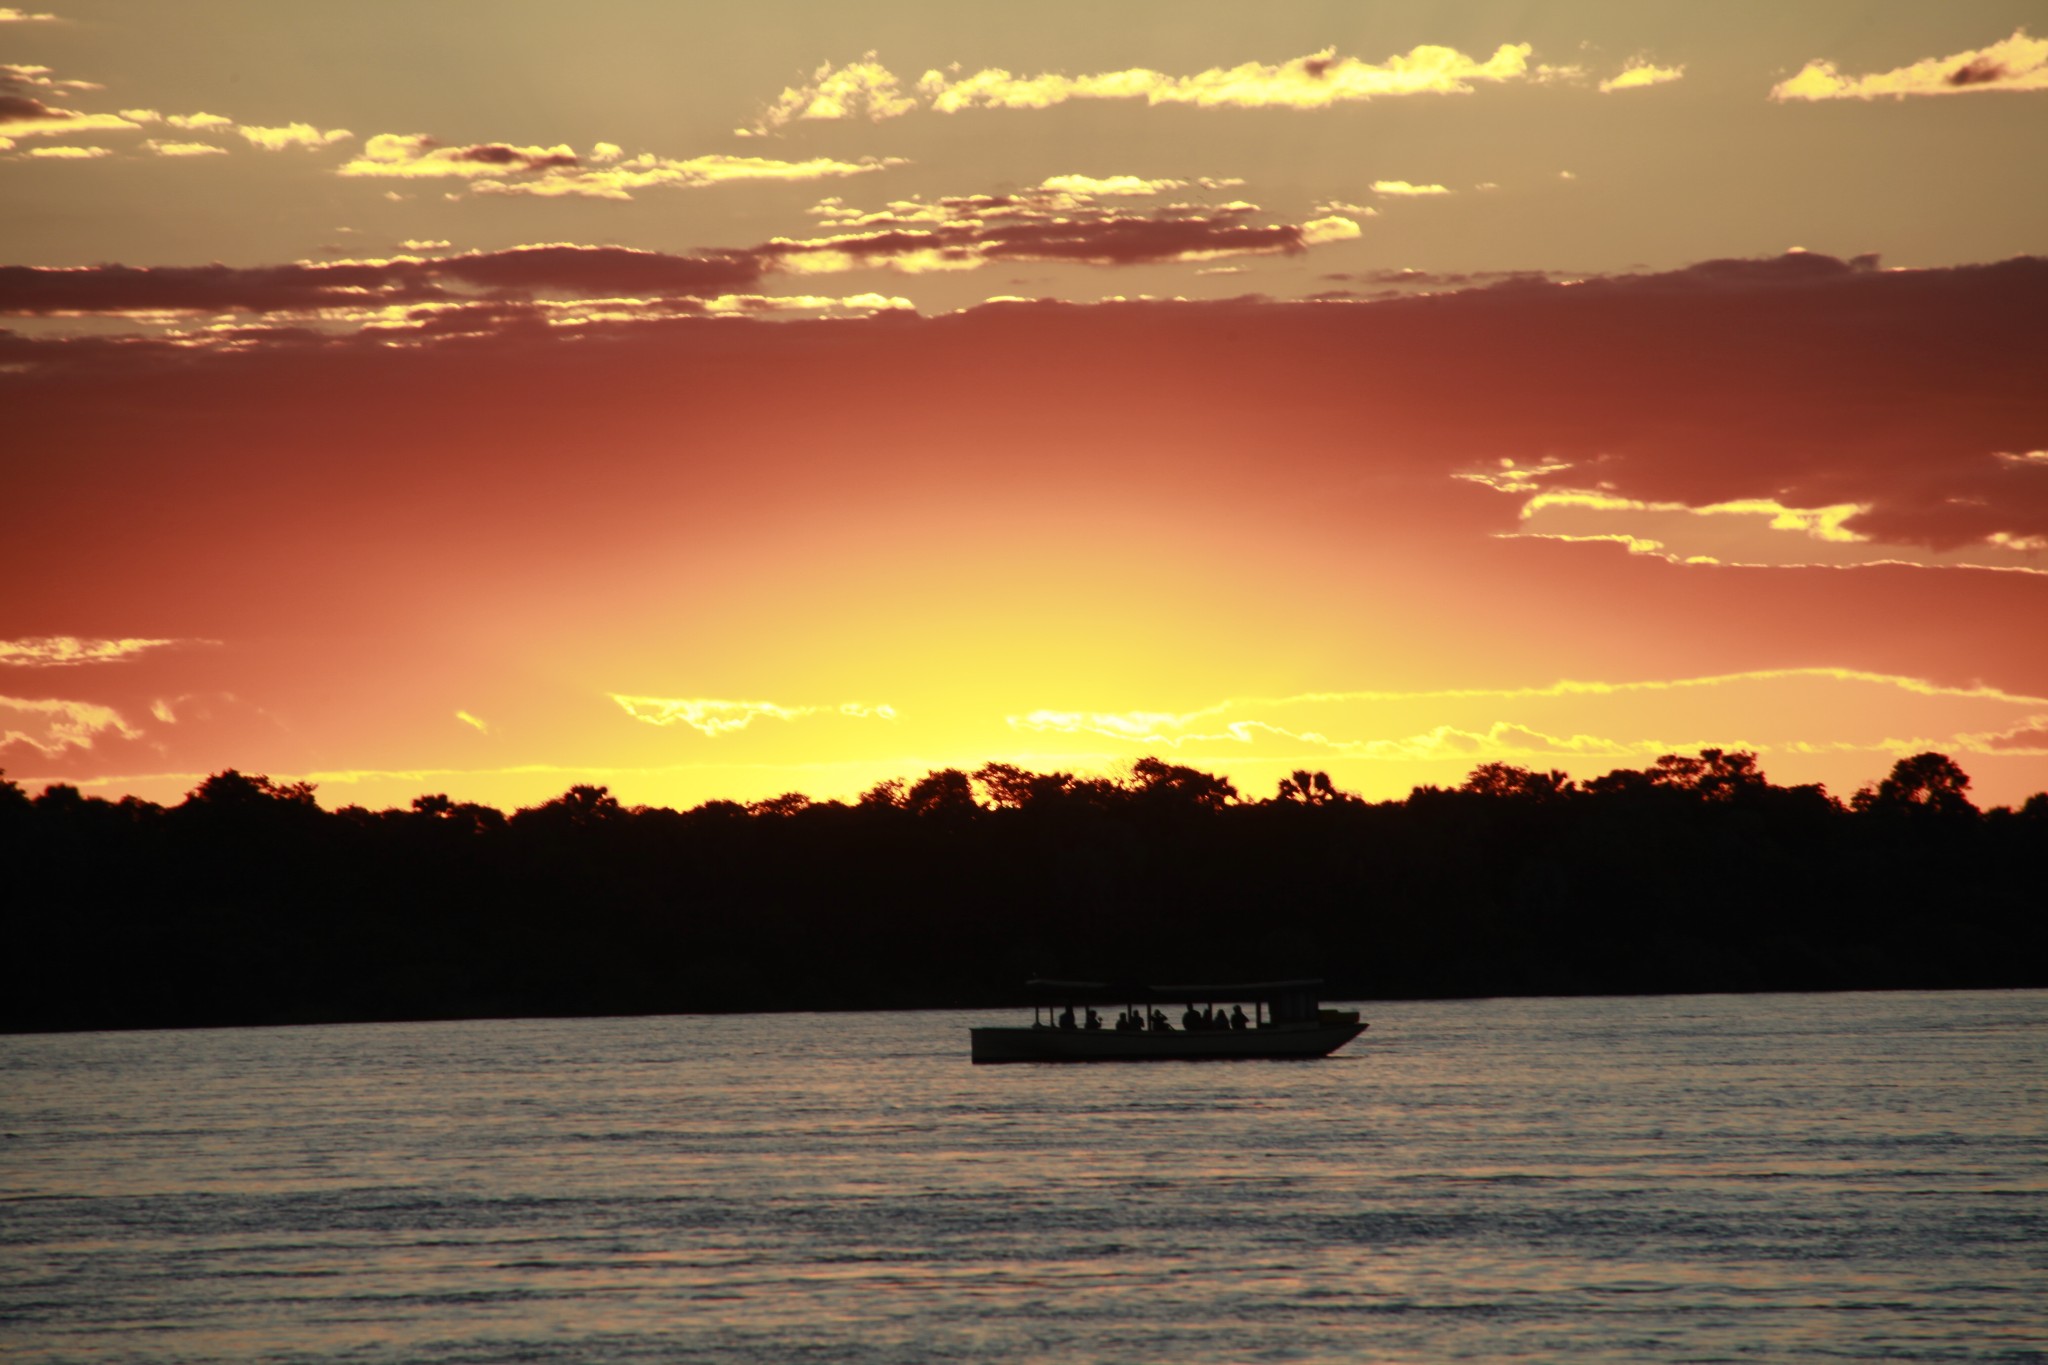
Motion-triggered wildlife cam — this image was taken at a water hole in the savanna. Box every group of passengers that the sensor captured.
[1091,1004,1250,1032]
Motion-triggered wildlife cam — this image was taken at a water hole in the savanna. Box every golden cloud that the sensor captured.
[919,43,1540,113]
[343,133,904,200]
[144,138,226,157]
[610,695,898,737]
[1772,28,2048,100]
[1,695,144,755]
[0,636,188,666]
[239,122,352,151]
[1599,60,1685,93]
[1,108,142,138]
[748,51,918,133]
[1001,670,2048,779]
[750,43,1545,129]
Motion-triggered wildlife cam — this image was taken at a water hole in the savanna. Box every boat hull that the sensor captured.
[969,1022,1365,1063]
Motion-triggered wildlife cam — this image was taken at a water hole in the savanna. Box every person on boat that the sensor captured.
[1230,1004,1250,1030]
[1182,1004,1203,1031]
[1149,1007,1172,1032]
[1084,1008,1102,1031]
[1059,1006,1076,1030]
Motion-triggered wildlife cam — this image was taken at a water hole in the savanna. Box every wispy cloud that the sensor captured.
[1481,479,2048,574]
[0,636,192,666]
[771,181,1360,273]
[611,695,898,737]
[1772,28,2048,100]
[751,43,1551,131]
[1370,179,1450,196]
[1,695,144,754]
[746,51,918,133]
[1003,671,2048,772]
[1600,59,1685,93]
[340,133,904,200]
[143,138,226,157]
[0,97,143,140]
[239,122,352,151]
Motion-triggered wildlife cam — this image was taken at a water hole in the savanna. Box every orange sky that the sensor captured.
[4,3,2047,810]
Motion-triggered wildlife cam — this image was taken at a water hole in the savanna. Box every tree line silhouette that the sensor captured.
[4,749,2042,1032]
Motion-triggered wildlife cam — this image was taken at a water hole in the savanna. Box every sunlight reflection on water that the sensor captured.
[2,991,2044,1363]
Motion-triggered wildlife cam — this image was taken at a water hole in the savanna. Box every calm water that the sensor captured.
[2,992,2044,1364]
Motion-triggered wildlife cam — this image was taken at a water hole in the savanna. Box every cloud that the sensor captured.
[1371,179,1450,196]
[341,132,903,200]
[25,142,106,157]
[1,695,144,755]
[1495,482,2048,574]
[0,7,58,19]
[2,61,97,97]
[748,51,918,133]
[766,182,1359,273]
[455,710,489,734]
[239,122,352,151]
[8,251,2042,563]
[922,43,1541,114]
[1036,173,1187,197]
[1600,59,1685,93]
[0,92,142,139]
[144,138,226,157]
[1771,28,2048,100]
[0,243,766,315]
[1003,670,2048,772]
[749,44,1550,130]
[338,132,580,178]
[611,695,897,737]
[1973,718,2048,753]
[166,111,233,130]
[0,636,190,666]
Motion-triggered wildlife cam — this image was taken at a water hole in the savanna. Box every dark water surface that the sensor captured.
[3,991,2044,1363]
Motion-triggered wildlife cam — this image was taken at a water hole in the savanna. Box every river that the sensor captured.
[3,990,2043,1362]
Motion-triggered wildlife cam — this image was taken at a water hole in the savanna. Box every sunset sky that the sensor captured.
[5,1,2046,813]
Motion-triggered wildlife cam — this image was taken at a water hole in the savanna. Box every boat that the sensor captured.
[969,978,1367,1063]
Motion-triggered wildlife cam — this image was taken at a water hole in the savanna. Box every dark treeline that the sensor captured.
[5,750,2044,1033]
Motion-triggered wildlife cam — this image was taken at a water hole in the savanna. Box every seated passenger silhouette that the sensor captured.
[1231,1004,1249,1030]
[1149,1008,1172,1031]
[1059,1006,1076,1030]
[1183,1004,1203,1030]
[1084,1008,1102,1031]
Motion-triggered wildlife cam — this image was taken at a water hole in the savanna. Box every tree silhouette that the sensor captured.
[747,792,813,818]
[1276,769,1349,805]
[904,768,978,817]
[857,778,906,809]
[1130,755,1238,809]
[182,768,319,810]
[514,784,624,829]
[1855,752,1977,816]
[4,747,2042,1033]
[1460,763,1574,802]
[968,761,1059,810]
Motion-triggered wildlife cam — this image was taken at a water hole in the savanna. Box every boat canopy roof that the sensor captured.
[1024,978,1325,1003]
